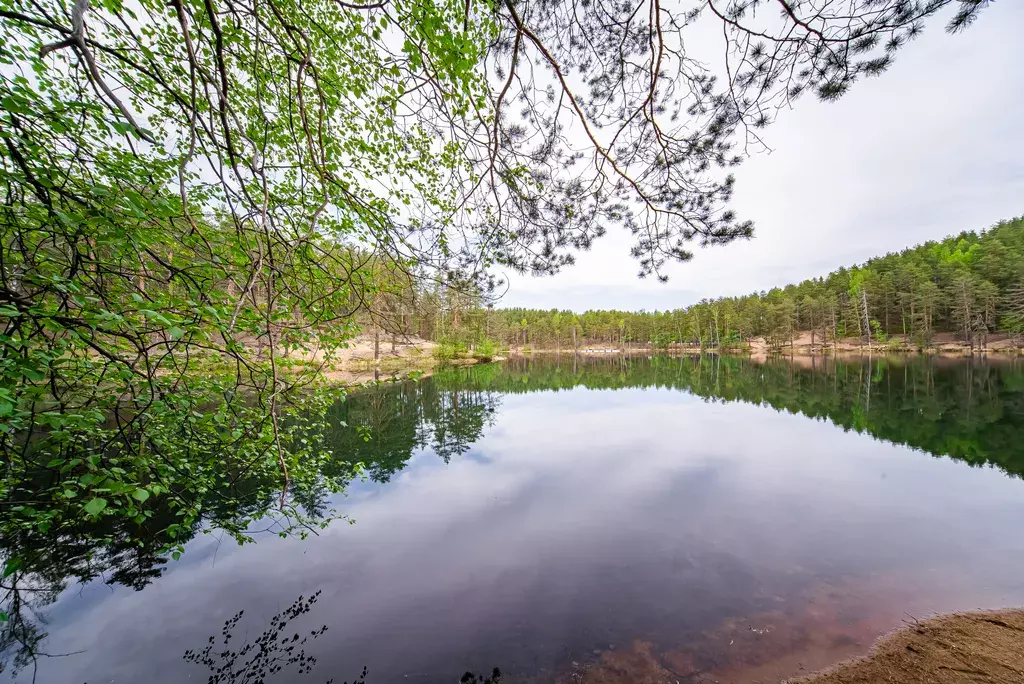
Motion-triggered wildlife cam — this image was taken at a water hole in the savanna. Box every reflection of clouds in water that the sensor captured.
[20,382,1024,684]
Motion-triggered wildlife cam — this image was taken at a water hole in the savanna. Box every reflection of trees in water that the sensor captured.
[180,590,502,684]
[0,429,348,679]
[320,381,501,478]
[0,457,335,678]
[434,354,1024,478]
[0,382,500,678]
[182,592,338,684]
[1,501,185,680]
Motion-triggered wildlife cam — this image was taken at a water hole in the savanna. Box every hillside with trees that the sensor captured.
[403,217,1024,353]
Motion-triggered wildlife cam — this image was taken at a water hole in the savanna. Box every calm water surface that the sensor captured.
[5,355,1024,684]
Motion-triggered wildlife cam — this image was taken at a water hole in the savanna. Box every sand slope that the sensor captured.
[792,610,1024,684]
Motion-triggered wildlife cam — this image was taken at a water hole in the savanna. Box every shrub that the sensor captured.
[474,339,498,360]
[432,343,459,362]
[870,320,888,343]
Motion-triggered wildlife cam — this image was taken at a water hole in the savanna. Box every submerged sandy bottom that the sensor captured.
[526,607,1024,684]
[506,573,1024,684]
[788,609,1024,684]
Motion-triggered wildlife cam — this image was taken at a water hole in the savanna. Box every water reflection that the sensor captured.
[432,354,1024,477]
[0,380,500,681]
[182,592,333,684]
[180,592,501,684]
[3,355,1024,683]
[320,379,501,478]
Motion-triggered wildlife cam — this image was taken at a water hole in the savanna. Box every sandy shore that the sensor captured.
[510,331,1023,359]
[542,609,1024,684]
[790,609,1024,684]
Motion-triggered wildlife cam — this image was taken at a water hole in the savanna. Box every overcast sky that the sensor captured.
[501,2,1024,313]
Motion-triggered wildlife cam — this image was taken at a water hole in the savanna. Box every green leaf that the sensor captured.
[132,488,150,502]
[22,367,46,382]
[3,558,22,578]
[168,327,184,340]
[84,497,108,516]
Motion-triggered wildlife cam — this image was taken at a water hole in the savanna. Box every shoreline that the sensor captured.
[327,342,1024,387]
[790,608,1024,684]
[503,330,1023,359]
[558,607,1024,684]
[505,343,1024,359]
[321,356,486,387]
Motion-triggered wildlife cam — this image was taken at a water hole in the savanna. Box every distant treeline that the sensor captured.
[402,217,1024,351]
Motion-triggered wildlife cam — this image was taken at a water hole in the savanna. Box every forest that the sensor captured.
[394,217,1024,353]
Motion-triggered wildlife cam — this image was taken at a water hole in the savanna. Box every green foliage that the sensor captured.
[0,0,997,550]
[0,0,496,574]
[474,339,499,361]
[432,339,468,362]
[432,344,458,362]
[870,320,888,343]
[718,332,748,352]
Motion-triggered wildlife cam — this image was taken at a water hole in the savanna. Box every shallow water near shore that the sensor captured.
[4,355,1024,684]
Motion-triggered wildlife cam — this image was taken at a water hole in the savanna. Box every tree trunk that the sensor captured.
[861,288,872,348]
[831,303,838,355]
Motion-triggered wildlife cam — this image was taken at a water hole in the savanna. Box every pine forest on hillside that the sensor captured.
[380,217,1024,353]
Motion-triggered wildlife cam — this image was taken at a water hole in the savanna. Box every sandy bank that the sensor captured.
[509,331,1024,359]
[788,609,1024,684]
[542,604,1024,684]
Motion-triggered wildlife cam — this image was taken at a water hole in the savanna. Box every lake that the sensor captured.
[4,354,1024,684]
